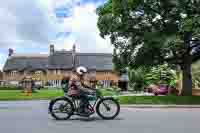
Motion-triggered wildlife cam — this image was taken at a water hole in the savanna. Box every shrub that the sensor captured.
[192,61,200,89]
[128,67,147,92]
[104,87,116,92]
[144,63,176,86]
[129,64,177,92]
[115,87,122,92]
[0,86,23,90]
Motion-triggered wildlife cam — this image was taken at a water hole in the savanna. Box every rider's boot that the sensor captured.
[78,104,91,117]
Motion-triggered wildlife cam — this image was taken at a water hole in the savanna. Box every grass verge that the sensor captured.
[0,90,200,105]
[0,89,64,101]
[119,95,200,105]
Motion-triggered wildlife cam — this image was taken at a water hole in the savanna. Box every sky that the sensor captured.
[0,0,113,70]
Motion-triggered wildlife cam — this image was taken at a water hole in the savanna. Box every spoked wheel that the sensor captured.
[49,97,74,120]
[96,97,120,120]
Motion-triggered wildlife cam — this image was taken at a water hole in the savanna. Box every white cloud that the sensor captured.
[0,0,112,52]
[0,0,57,49]
[54,3,113,53]
[0,53,7,70]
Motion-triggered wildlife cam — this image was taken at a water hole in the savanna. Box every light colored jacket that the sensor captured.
[68,80,95,94]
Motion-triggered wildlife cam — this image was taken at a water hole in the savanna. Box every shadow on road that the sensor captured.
[51,116,123,122]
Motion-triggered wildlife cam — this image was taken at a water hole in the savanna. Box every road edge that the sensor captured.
[121,105,200,108]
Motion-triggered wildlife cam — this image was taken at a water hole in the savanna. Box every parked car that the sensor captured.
[146,84,168,95]
[146,84,179,96]
[153,84,169,96]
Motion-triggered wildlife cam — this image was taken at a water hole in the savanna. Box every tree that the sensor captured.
[97,0,200,95]
[128,67,146,91]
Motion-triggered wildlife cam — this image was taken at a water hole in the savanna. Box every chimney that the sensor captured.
[72,44,76,68]
[50,44,54,55]
[72,44,76,53]
[8,48,14,56]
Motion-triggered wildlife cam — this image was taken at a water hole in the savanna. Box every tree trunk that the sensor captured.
[181,32,193,96]
[181,56,193,96]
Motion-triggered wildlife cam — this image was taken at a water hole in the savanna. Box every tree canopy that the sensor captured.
[97,0,200,95]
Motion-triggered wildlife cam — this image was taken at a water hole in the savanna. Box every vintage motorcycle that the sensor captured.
[48,89,120,120]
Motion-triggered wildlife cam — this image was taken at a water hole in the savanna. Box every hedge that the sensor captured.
[0,86,23,90]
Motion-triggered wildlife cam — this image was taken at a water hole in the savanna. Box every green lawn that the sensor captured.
[119,95,200,105]
[100,89,119,96]
[0,89,200,105]
[0,89,116,101]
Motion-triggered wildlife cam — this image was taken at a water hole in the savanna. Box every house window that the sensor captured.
[57,70,61,75]
[9,81,19,85]
[7,72,10,77]
[47,80,61,87]
[35,71,42,75]
[10,71,17,77]
[25,72,31,76]
[105,72,109,76]
[101,80,111,87]
[54,70,61,75]
[23,71,31,76]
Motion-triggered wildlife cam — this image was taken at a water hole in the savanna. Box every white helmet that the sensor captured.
[76,66,87,75]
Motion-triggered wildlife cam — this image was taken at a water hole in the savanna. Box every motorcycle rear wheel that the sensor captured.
[49,97,74,120]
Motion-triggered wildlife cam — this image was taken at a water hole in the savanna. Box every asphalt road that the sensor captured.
[0,101,200,133]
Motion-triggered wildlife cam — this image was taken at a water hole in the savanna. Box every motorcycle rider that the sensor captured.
[68,66,96,116]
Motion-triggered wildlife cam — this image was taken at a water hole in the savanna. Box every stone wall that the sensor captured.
[96,71,119,82]
[0,71,2,80]
[192,89,200,96]
[3,71,24,81]
[3,70,120,87]
[46,70,72,80]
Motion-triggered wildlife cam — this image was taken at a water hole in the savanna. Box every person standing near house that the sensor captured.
[61,76,70,95]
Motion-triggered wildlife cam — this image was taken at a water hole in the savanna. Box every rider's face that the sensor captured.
[70,73,80,81]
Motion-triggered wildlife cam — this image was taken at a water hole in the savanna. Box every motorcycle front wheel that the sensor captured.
[96,97,120,120]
